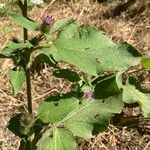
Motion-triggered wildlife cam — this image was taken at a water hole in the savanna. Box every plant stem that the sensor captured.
[23,0,33,115]
[26,65,33,115]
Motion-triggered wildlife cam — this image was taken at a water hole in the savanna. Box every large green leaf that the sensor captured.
[8,70,26,95]
[38,96,79,123]
[37,128,76,150]
[38,94,123,139]
[61,95,123,139]
[122,83,150,118]
[50,18,74,33]
[47,23,141,75]
[10,14,38,31]
[2,41,33,57]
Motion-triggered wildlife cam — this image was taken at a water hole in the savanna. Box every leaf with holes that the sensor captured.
[56,95,123,139]
[47,23,141,75]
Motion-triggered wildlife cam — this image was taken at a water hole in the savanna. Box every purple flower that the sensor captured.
[43,15,55,25]
[84,91,93,100]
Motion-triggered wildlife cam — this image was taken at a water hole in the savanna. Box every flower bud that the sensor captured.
[41,15,55,33]
[43,15,55,25]
[84,91,93,100]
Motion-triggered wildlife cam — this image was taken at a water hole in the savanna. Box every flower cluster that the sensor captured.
[41,15,55,33]
[84,91,93,100]
[43,15,55,25]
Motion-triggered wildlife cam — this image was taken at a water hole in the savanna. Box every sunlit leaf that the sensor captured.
[37,128,76,150]
[62,95,123,139]
[10,14,38,31]
[38,96,79,123]
[50,18,74,33]
[47,23,141,75]
[141,58,150,69]
[8,70,26,95]
[2,41,33,57]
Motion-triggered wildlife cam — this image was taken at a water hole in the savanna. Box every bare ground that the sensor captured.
[0,0,150,150]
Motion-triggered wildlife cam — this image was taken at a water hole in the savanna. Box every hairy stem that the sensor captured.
[23,0,33,115]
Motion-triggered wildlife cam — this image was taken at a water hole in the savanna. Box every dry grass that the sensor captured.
[0,0,150,149]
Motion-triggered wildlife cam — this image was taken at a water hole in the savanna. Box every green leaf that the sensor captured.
[37,136,53,150]
[62,95,123,139]
[2,41,33,57]
[50,18,74,33]
[37,128,76,150]
[141,58,150,69]
[94,74,121,99]
[93,113,112,134]
[5,40,33,49]
[2,47,16,57]
[38,96,79,123]
[42,45,59,61]
[10,14,38,31]
[53,69,81,82]
[49,23,141,75]
[35,53,56,67]
[8,70,26,95]
[52,128,75,150]
[122,83,150,118]
[38,94,123,140]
